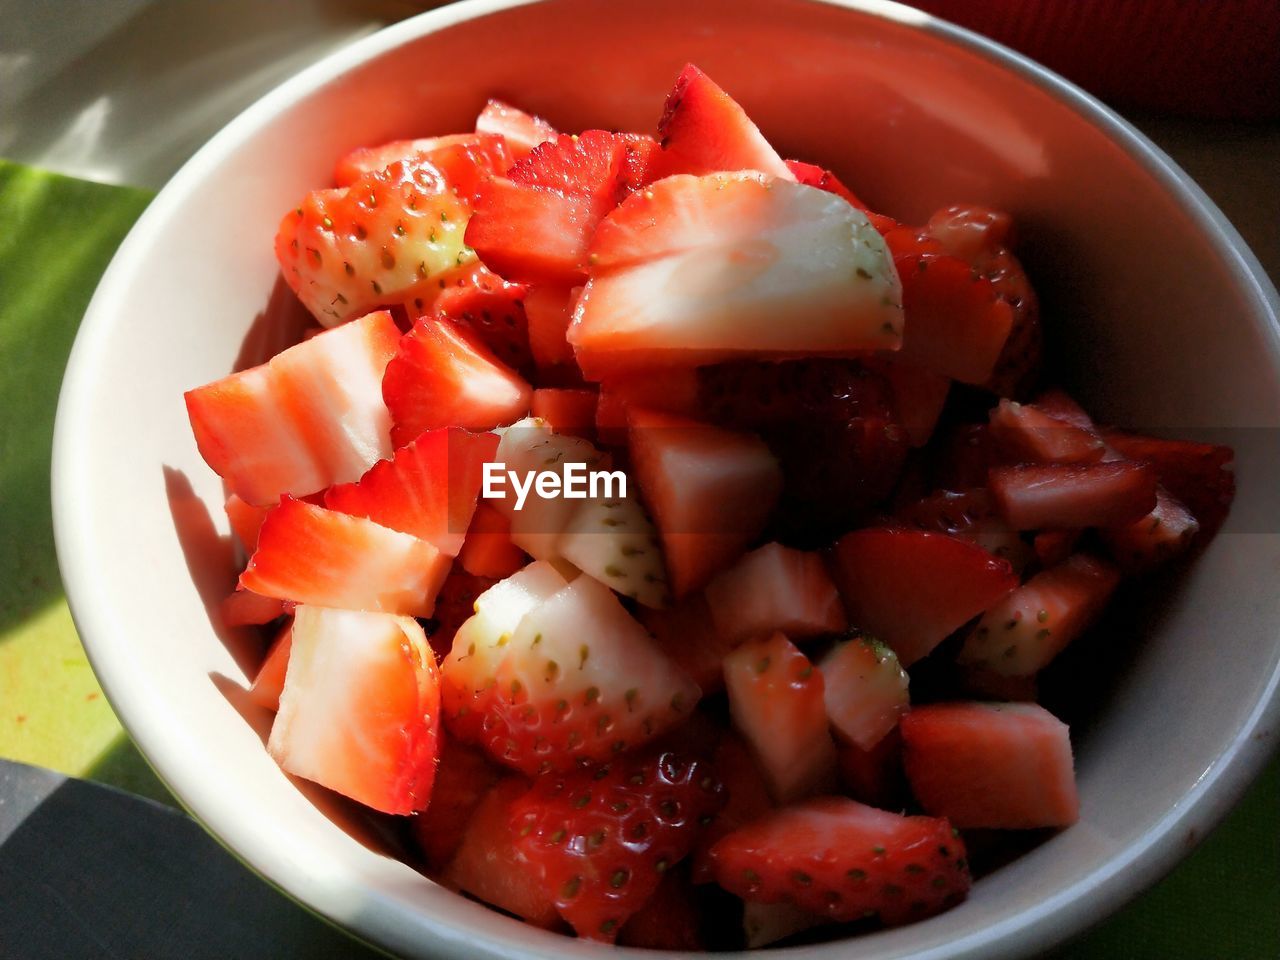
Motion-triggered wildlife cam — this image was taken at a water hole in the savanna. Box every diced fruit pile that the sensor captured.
[185,65,1235,949]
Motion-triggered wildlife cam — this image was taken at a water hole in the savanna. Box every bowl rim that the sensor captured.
[52,0,1280,958]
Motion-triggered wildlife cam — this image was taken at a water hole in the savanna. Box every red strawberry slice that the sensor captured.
[709,797,970,926]
[704,542,846,643]
[220,588,287,628]
[241,497,451,618]
[466,130,652,285]
[444,778,563,930]
[333,132,512,187]
[411,736,502,868]
[627,407,782,596]
[783,159,868,209]
[442,572,701,774]
[573,173,903,376]
[268,605,439,815]
[225,494,270,554]
[186,310,399,505]
[1032,528,1081,567]
[690,732,775,883]
[458,502,527,579]
[638,594,737,695]
[274,155,477,326]
[617,867,705,950]
[989,398,1107,464]
[868,358,952,448]
[724,633,838,804]
[248,621,293,712]
[508,748,726,940]
[651,65,793,180]
[820,637,909,751]
[897,487,1033,573]
[530,387,597,441]
[382,317,531,446]
[323,427,497,557]
[524,284,580,380]
[831,528,1018,666]
[989,461,1158,530]
[959,554,1120,676]
[1100,487,1201,573]
[901,702,1079,829]
[426,261,532,374]
[594,369,702,446]
[1101,430,1235,536]
[474,99,558,162]
[836,728,906,810]
[423,568,497,662]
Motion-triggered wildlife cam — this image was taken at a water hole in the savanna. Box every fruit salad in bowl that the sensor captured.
[178,63,1238,949]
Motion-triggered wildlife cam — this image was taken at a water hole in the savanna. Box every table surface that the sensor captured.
[1,2,1277,957]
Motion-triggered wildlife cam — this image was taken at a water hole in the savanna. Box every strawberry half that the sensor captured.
[709,797,970,926]
[474,99,559,162]
[241,497,451,618]
[267,605,439,815]
[820,637,910,751]
[382,317,532,446]
[704,542,846,644]
[508,749,726,940]
[334,132,511,188]
[185,310,399,505]
[831,528,1018,666]
[989,461,1158,530]
[324,427,498,557]
[901,702,1079,829]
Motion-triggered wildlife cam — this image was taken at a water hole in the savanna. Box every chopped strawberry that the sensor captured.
[932,422,1008,490]
[530,387,597,440]
[783,159,867,209]
[458,502,527,579]
[651,65,793,180]
[1100,487,1201,573]
[989,398,1107,464]
[594,369,702,446]
[382,317,531,446]
[442,572,700,774]
[709,797,970,925]
[690,732,775,883]
[959,554,1120,676]
[444,777,563,930]
[723,633,837,804]
[425,568,497,661]
[268,605,439,814]
[820,637,909,751]
[897,488,1033,573]
[617,867,705,950]
[831,528,1018,666]
[1029,387,1099,433]
[900,702,1079,829]
[186,311,399,505]
[923,204,1014,260]
[274,155,477,325]
[1101,430,1235,535]
[474,99,558,162]
[627,407,782,596]
[638,594,737,694]
[324,427,498,556]
[573,173,902,376]
[989,461,1158,530]
[704,542,846,643]
[427,262,532,374]
[508,748,725,940]
[334,132,511,188]
[248,621,293,712]
[836,728,905,810]
[556,488,672,609]
[466,130,651,285]
[241,497,451,618]
[220,588,287,627]
[869,358,952,448]
[1033,528,1081,567]
[411,736,502,868]
[523,284,579,379]
[225,494,269,554]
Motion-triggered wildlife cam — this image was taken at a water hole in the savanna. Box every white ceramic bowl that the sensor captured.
[53,1,1280,958]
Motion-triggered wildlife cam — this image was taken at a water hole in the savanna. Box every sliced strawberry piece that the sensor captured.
[690,732,775,883]
[1101,430,1235,536]
[275,155,476,325]
[427,261,532,374]
[989,461,1158,530]
[225,494,270,555]
[573,174,902,376]
[901,702,1079,829]
[709,797,970,925]
[836,728,906,810]
[1100,487,1201,573]
[466,130,650,285]
[1033,528,1081,567]
[989,398,1107,464]
[444,573,700,774]
[424,568,497,661]
[638,594,736,694]
[334,132,511,187]
[248,621,293,712]
[324,427,498,556]
[820,637,909,751]
[723,633,837,804]
[897,487,1033,573]
[220,588,287,628]
[627,407,782,596]
[959,554,1120,676]
[652,65,793,180]
[831,528,1018,666]
[705,542,846,643]
[444,778,563,930]
[556,488,671,609]
[523,284,579,379]
[458,502,527,579]
[474,99,558,162]
[870,358,952,448]
[241,497,451,617]
[783,159,867,209]
[594,369,702,447]
[382,317,531,446]
[530,387,597,441]
[411,736,502,868]
[617,867,704,950]
[268,605,439,815]
[186,310,399,505]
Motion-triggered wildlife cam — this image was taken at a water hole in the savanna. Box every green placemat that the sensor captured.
[0,157,1275,955]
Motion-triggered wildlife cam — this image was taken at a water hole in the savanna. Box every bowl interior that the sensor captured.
[54,1,1280,958]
